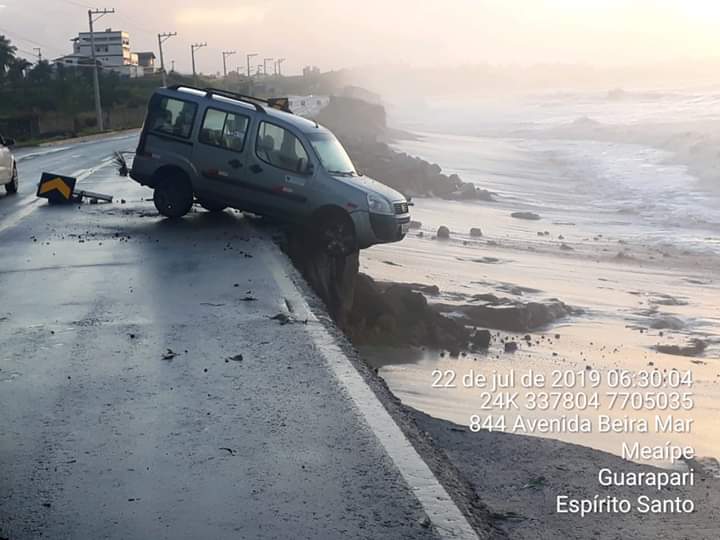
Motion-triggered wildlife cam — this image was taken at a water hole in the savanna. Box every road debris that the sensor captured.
[161,348,178,360]
[37,172,112,204]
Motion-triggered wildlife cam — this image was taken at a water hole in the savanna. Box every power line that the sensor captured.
[0,26,66,56]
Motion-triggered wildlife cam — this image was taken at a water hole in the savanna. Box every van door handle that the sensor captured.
[250,164,263,174]
[228,159,242,169]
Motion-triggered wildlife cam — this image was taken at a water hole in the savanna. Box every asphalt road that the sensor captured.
[0,135,477,539]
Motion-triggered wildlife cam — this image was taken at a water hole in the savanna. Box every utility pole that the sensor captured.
[221,50,236,77]
[190,42,207,83]
[88,8,115,132]
[246,53,258,80]
[246,52,258,93]
[157,32,177,87]
[33,47,42,63]
[276,57,285,76]
[263,57,273,77]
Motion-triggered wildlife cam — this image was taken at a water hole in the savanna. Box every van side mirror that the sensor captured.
[4,138,15,147]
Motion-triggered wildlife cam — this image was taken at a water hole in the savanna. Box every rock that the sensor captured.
[649,316,685,330]
[460,183,477,198]
[511,212,541,221]
[436,299,574,333]
[560,243,574,251]
[347,274,470,351]
[469,227,483,237]
[437,226,451,239]
[654,339,707,357]
[471,329,492,349]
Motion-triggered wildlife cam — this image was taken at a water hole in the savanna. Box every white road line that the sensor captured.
[0,157,115,236]
[16,147,69,162]
[262,243,479,540]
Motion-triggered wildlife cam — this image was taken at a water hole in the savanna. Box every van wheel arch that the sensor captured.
[308,205,358,256]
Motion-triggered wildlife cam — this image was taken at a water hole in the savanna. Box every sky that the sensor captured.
[1,0,720,75]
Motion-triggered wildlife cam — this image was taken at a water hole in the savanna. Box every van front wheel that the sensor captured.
[153,179,193,218]
[313,212,357,257]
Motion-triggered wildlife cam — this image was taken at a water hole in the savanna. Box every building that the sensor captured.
[54,28,144,77]
[302,65,321,78]
[136,52,156,71]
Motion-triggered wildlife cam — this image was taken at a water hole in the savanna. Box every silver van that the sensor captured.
[130,85,411,254]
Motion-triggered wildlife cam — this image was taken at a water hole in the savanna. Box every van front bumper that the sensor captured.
[352,210,410,248]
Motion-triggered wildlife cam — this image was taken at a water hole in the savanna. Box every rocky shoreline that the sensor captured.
[314,96,495,201]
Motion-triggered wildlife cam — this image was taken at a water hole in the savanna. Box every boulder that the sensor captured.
[346,274,470,351]
[654,339,706,357]
[511,212,542,221]
[471,329,492,349]
[436,299,574,333]
[437,226,451,240]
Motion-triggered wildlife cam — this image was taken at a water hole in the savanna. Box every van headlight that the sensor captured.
[367,193,393,215]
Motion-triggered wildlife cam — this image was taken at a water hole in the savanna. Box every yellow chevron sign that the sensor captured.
[37,172,77,203]
[39,178,72,199]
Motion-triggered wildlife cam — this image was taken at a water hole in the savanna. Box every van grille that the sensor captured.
[394,202,409,214]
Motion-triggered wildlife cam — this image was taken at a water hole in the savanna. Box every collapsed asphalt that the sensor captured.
[0,135,492,539]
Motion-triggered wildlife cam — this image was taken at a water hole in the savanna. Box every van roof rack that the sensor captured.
[168,85,293,114]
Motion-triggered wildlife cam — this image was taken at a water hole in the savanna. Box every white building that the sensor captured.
[55,28,144,77]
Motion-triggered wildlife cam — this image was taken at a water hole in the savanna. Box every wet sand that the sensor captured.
[359,195,720,467]
[408,408,720,540]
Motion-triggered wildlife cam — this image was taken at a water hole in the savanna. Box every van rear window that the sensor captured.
[147,96,197,139]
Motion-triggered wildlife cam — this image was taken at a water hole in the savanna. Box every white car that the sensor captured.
[0,134,18,195]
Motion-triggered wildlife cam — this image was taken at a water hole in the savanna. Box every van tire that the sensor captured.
[199,199,227,213]
[153,172,193,218]
[5,165,18,194]
[312,210,357,257]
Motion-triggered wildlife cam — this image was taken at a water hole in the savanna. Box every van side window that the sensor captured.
[147,96,197,139]
[199,108,249,152]
[256,122,309,173]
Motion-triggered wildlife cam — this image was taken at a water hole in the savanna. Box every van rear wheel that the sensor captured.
[153,176,193,218]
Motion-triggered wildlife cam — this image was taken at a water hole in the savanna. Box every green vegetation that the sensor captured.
[0,34,346,142]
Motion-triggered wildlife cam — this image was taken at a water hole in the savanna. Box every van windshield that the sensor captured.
[308,133,357,176]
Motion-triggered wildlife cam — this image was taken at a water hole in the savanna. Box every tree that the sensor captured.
[0,35,17,80]
[7,57,32,83]
[28,60,53,84]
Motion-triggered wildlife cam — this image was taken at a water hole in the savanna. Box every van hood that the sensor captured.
[335,174,405,203]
